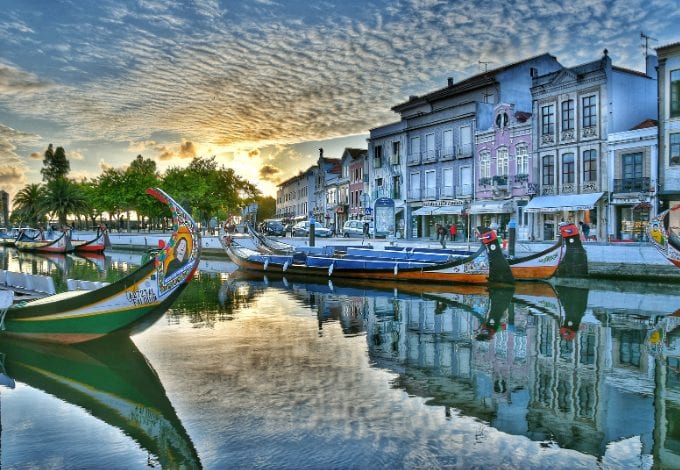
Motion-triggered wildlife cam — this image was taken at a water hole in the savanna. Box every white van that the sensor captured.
[342,220,374,238]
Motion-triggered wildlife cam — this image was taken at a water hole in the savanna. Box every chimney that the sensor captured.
[529,67,538,78]
[319,148,324,159]
[447,77,454,87]
[646,54,658,78]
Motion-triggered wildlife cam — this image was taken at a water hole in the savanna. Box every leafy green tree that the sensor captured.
[41,144,71,182]
[256,195,276,221]
[96,167,127,231]
[124,155,160,231]
[162,156,259,231]
[42,178,88,226]
[12,183,47,226]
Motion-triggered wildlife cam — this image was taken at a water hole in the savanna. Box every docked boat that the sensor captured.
[244,223,583,281]
[71,224,111,253]
[647,204,680,268]
[0,227,19,247]
[15,227,74,254]
[221,227,514,285]
[0,188,201,344]
[0,334,201,468]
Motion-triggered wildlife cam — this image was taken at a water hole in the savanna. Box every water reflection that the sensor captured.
[0,334,201,468]
[223,272,680,468]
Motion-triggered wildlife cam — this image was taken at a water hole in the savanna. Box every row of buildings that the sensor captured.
[275,42,680,242]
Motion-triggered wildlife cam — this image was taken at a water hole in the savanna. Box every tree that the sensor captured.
[124,155,160,230]
[42,178,88,226]
[41,144,71,182]
[255,195,276,221]
[12,183,47,226]
[162,156,259,230]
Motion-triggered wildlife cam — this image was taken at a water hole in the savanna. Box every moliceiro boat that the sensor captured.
[0,188,201,344]
[244,222,583,281]
[15,227,74,254]
[647,204,680,268]
[71,224,112,253]
[221,227,514,285]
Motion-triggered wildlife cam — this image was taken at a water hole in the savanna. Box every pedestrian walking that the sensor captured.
[579,221,590,241]
[449,224,457,241]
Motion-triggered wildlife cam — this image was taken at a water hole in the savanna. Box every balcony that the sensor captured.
[407,153,421,165]
[457,144,472,157]
[613,177,651,193]
[440,146,455,161]
[492,175,508,187]
[423,188,437,199]
[514,173,529,183]
[440,186,455,198]
[423,150,436,162]
[479,177,492,186]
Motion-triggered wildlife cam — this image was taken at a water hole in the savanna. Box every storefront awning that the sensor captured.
[433,205,465,215]
[468,200,514,214]
[412,206,436,216]
[524,192,604,213]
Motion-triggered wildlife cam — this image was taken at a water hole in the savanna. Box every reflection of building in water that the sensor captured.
[360,284,680,466]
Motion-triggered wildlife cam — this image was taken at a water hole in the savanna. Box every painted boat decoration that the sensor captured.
[0,334,201,468]
[71,224,112,253]
[221,227,514,285]
[15,227,74,254]
[647,204,680,268]
[0,188,201,344]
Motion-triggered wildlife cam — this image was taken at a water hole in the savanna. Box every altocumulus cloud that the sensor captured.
[0,0,678,187]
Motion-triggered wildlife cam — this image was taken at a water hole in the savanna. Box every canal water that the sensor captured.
[1,248,679,469]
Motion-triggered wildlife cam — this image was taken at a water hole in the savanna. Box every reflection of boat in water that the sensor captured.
[0,334,201,468]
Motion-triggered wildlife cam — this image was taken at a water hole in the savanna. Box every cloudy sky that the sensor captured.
[1,0,678,202]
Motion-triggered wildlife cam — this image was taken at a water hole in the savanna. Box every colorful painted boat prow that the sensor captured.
[555,222,588,278]
[1,188,201,344]
[647,204,680,268]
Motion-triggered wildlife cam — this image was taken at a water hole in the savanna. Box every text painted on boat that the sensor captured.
[126,287,157,306]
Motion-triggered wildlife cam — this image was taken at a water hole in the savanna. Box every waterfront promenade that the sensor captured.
[103,230,680,283]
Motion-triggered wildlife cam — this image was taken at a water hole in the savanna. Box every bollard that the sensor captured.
[508,218,516,257]
[309,216,315,247]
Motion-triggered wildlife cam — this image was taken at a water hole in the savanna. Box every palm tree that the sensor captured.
[13,183,47,226]
[42,178,88,226]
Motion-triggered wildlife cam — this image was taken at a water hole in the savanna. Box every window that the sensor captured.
[425,133,435,159]
[496,112,508,128]
[480,151,490,178]
[374,145,383,167]
[410,136,420,157]
[442,167,454,197]
[409,172,420,199]
[582,95,597,128]
[375,177,383,187]
[516,145,529,175]
[442,129,454,157]
[460,125,472,155]
[391,141,400,164]
[496,147,508,176]
[622,152,643,179]
[424,170,436,198]
[671,133,680,165]
[541,104,555,135]
[583,149,597,182]
[542,155,554,185]
[561,99,574,131]
[671,69,680,117]
[460,166,472,195]
[562,153,575,184]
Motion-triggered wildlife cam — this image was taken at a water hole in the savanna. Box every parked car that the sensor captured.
[342,220,374,238]
[262,219,285,236]
[292,221,332,237]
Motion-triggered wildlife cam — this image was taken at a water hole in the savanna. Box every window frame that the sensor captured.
[542,155,555,186]
[541,104,555,135]
[583,149,597,182]
[671,69,680,118]
[561,99,574,131]
[562,152,575,184]
[582,95,597,128]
